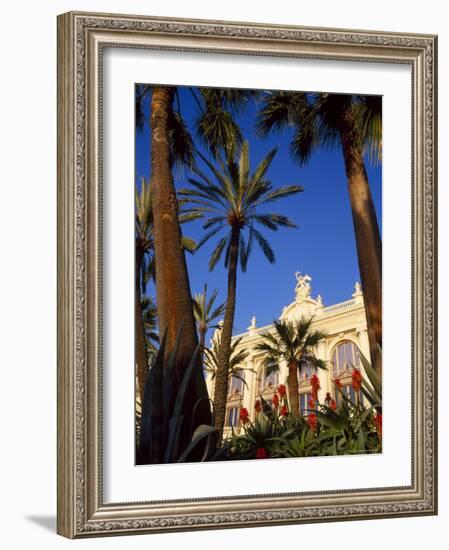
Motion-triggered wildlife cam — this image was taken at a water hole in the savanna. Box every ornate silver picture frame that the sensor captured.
[57,11,437,538]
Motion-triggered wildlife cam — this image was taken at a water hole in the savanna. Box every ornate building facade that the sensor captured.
[205,273,371,437]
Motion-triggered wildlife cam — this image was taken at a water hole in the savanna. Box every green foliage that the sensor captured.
[359,347,382,408]
[227,361,382,460]
[137,328,217,464]
[256,92,382,167]
[179,141,303,272]
[140,296,159,355]
[204,334,252,387]
[227,402,297,460]
[192,284,226,338]
[256,316,327,375]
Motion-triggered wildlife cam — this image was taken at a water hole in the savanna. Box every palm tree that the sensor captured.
[255,317,327,416]
[135,177,198,402]
[179,141,303,440]
[256,92,382,384]
[135,177,154,402]
[137,85,258,356]
[204,335,252,391]
[140,296,159,357]
[135,86,257,457]
[192,284,225,364]
[148,85,216,456]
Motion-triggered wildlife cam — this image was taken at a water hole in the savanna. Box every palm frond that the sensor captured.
[254,184,303,207]
[181,236,197,254]
[168,110,196,170]
[209,235,230,270]
[251,228,275,263]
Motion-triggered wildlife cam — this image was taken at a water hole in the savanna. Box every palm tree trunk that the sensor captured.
[199,329,206,368]
[135,246,148,404]
[150,86,211,449]
[213,226,240,441]
[339,105,382,386]
[287,361,300,416]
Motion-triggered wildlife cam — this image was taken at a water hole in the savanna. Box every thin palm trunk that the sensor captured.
[339,106,382,385]
[135,246,148,403]
[150,87,211,445]
[199,329,206,367]
[213,227,240,441]
[287,361,300,416]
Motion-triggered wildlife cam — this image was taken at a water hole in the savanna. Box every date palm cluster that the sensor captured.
[135,84,382,462]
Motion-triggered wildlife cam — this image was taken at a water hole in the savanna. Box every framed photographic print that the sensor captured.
[57,11,438,538]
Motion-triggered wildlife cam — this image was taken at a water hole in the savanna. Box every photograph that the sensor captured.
[134,84,383,465]
[54,9,437,538]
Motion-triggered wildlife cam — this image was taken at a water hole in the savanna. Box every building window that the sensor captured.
[300,358,317,380]
[335,384,364,407]
[226,406,240,428]
[228,369,244,395]
[332,340,364,406]
[258,364,279,391]
[299,392,312,415]
[331,340,360,377]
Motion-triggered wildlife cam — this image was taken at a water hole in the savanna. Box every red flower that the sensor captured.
[309,398,316,409]
[307,412,318,432]
[255,447,268,459]
[239,407,249,424]
[278,384,287,398]
[351,369,362,392]
[254,400,262,413]
[272,394,279,408]
[330,399,337,411]
[375,412,382,436]
[310,374,320,400]
[334,378,342,389]
[280,404,288,417]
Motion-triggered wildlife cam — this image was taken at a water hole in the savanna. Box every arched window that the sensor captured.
[258,363,279,392]
[225,406,240,427]
[299,357,317,380]
[228,369,245,395]
[331,340,360,377]
[331,340,363,406]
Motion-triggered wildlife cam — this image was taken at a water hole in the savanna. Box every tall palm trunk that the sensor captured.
[135,246,148,403]
[213,226,240,441]
[149,86,211,443]
[287,361,300,416]
[339,105,382,385]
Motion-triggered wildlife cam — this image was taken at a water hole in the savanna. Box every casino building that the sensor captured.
[205,272,372,437]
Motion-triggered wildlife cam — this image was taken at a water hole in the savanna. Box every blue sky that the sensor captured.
[135,86,382,338]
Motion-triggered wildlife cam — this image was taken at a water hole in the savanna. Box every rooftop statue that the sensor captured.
[295,271,312,301]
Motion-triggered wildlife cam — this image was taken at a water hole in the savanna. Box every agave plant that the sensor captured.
[229,352,383,460]
[137,327,219,464]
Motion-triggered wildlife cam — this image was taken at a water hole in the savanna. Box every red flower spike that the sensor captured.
[307,412,318,432]
[334,378,342,389]
[254,400,262,413]
[239,407,249,424]
[280,404,288,417]
[309,398,315,409]
[256,447,268,459]
[351,369,362,392]
[330,399,337,411]
[278,384,287,398]
[310,374,321,400]
[375,412,382,436]
[272,394,279,408]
